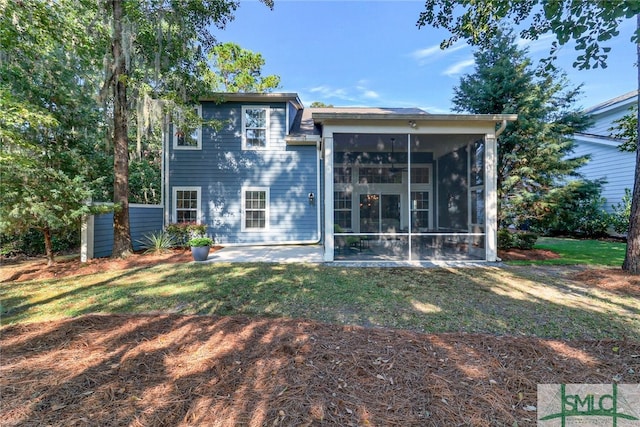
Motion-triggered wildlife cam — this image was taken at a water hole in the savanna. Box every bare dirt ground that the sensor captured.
[1,249,639,426]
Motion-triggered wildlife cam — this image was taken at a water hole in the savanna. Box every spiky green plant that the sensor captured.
[137,231,176,254]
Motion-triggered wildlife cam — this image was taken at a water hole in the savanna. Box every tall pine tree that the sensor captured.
[452,29,592,227]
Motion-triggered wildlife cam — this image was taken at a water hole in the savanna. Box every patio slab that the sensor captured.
[202,245,324,263]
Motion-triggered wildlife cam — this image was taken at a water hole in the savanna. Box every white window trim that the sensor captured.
[241,186,270,231]
[172,186,202,223]
[173,105,202,150]
[241,105,270,150]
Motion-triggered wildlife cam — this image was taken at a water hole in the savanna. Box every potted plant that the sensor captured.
[187,237,214,262]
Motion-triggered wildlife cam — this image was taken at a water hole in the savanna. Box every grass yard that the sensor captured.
[505,237,627,266]
[2,261,638,340]
[1,251,639,426]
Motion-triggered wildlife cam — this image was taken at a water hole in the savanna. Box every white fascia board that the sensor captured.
[574,133,626,148]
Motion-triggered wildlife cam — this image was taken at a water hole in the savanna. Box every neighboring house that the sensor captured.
[573,90,638,212]
[164,93,516,263]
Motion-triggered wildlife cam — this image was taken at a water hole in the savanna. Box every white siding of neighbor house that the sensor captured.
[572,139,635,212]
[574,91,637,212]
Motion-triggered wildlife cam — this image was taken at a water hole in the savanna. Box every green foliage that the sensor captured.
[611,105,638,153]
[497,229,514,250]
[498,229,538,250]
[310,101,334,108]
[165,223,207,247]
[0,228,80,258]
[451,29,591,227]
[533,179,611,238]
[610,188,632,234]
[129,154,162,204]
[187,237,214,247]
[208,42,281,92]
[416,1,640,70]
[137,231,175,255]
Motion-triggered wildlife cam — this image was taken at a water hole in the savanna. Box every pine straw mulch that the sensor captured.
[0,248,222,283]
[2,314,639,427]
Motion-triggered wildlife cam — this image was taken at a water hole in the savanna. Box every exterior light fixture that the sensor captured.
[308,192,315,204]
[408,120,417,128]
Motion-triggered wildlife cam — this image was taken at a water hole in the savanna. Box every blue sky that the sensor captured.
[217,0,638,113]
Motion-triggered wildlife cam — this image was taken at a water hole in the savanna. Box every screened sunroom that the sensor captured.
[316,111,516,263]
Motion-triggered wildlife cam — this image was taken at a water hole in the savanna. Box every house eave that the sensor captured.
[200,93,303,110]
[312,113,517,123]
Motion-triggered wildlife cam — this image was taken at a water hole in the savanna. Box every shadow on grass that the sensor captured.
[2,263,638,341]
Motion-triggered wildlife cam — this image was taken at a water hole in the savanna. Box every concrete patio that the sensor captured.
[203,245,324,263]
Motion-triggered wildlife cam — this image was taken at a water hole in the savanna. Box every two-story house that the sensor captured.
[573,90,638,212]
[163,93,516,263]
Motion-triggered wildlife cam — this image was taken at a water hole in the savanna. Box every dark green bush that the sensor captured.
[0,227,79,257]
[498,229,538,250]
[498,229,514,250]
[533,179,611,238]
[610,188,631,234]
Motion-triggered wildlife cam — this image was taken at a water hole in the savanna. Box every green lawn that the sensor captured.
[507,237,627,266]
[2,262,637,341]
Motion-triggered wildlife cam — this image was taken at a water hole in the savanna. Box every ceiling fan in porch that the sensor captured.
[389,138,407,173]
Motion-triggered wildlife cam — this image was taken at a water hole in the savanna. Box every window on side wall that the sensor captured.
[242,187,269,231]
[242,106,269,149]
[173,187,201,223]
[173,105,202,150]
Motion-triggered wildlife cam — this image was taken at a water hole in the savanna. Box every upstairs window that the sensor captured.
[242,106,269,149]
[173,105,202,150]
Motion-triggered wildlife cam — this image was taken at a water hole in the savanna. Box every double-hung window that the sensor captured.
[242,106,269,149]
[173,187,201,223]
[242,187,269,231]
[173,105,202,150]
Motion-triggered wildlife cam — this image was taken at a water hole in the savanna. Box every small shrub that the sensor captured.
[165,223,207,247]
[138,231,175,254]
[498,229,514,250]
[610,188,631,234]
[498,229,538,250]
[512,232,538,250]
[187,237,214,247]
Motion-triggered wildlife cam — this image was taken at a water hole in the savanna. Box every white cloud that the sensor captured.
[411,42,467,65]
[362,90,380,99]
[443,59,475,76]
[309,85,349,99]
[516,33,556,54]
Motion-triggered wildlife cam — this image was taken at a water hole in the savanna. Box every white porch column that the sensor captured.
[80,213,95,262]
[323,136,334,261]
[485,135,498,261]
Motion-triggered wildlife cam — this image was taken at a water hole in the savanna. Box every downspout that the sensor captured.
[495,119,508,137]
[316,139,322,244]
[163,114,170,227]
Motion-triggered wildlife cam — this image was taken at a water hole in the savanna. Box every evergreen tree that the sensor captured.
[0,0,108,265]
[208,42,281,92]
[452,29,592,227]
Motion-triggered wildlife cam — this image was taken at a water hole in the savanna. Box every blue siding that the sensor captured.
[92,205,163,258]
[169,101,319,244]
[94,213,114,258]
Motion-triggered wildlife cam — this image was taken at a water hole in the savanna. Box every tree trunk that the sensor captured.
[622,13,640,273]
[111,0,132,258]
[43,227,55,267]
